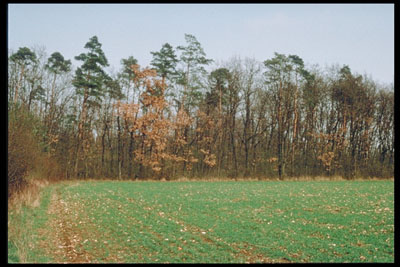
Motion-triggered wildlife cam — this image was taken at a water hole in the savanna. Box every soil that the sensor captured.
[39,191,93,263]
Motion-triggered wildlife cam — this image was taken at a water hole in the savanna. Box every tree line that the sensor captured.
[8,34,394,194]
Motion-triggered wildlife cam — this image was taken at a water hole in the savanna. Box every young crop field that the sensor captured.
[8,180,394,263]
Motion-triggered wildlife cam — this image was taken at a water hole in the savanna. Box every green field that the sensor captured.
[8,180,394,263]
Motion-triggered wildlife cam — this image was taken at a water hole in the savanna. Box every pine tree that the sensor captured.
[177,34,213,112]
[9,47,37,105]
[150,43,179,89]
[72,36,110,177]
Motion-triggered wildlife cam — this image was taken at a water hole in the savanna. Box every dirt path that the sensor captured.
[39,189,93,263]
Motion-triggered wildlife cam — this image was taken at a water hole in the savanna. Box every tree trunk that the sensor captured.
[291,79,299,176]
[117,114,122,180]
[75,89,89,177]
[278,80,284,180]
[14,64,24,105]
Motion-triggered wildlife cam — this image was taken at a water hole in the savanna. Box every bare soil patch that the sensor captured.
[39,191,94,263]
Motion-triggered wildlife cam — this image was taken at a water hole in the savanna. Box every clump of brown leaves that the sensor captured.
[115,65,212,176]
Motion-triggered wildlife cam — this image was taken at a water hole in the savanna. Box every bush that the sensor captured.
[8,106,41,197]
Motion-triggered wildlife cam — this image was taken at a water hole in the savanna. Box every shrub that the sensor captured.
[8,106,41,197]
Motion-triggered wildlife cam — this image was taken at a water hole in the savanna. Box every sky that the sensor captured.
[8,4,394,85]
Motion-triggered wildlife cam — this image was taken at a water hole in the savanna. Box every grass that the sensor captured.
[8,181,55,263]
[8,180,394,263]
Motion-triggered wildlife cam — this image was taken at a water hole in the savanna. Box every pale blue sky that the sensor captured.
[8,4,394,84]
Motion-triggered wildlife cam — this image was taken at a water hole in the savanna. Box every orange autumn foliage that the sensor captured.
[115,64,205,175]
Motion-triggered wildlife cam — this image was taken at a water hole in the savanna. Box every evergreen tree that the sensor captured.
[72,36,110,177]
[119,56,138,102]
[9,47,37,105]
[177,34,213,112]
[150,43,179,87]
[45,52,71,111]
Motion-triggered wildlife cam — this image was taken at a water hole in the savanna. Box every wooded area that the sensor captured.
[8,34,394,195]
